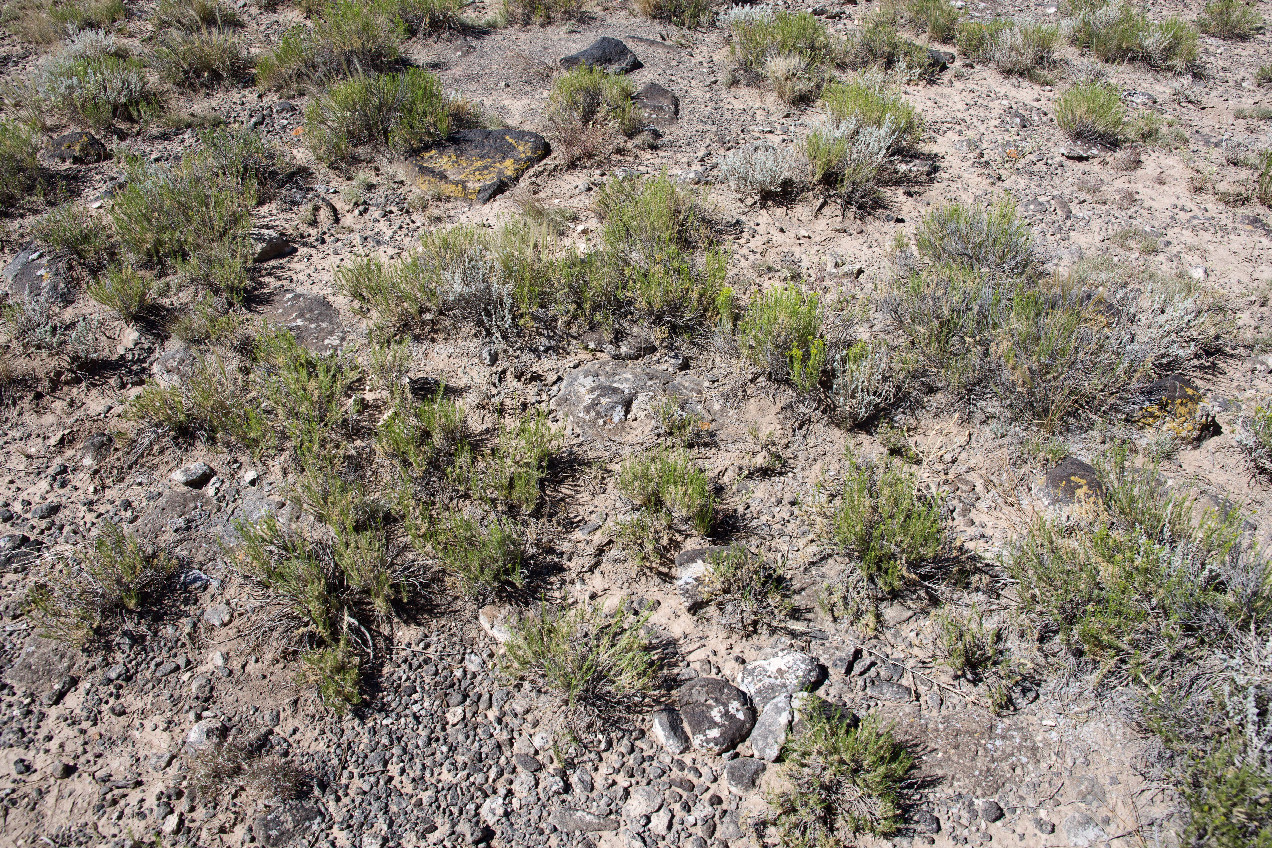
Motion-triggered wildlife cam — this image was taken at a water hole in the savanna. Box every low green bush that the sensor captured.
[502,0,582,25]
[618,448,715,534]
[1069,2,1198,72]
[546,65,640,160]
[841,11,937,77]
[634,0,714,28]
[153,0,241,30]
[86,265,152,322]
[431,512,524,600]
[737,285,826,391]
[0,120,38,212]
[1238,399,1272,475]
[31,49,159,129]
[771,700,914,843]
[1055,80,1125,147]
[913,198,1034,276]
[820,76,923,149]
[255,0,407,91]
[305,69,452,163]
[1258,150,1272,207]
[956,19,1058,76]
[900,0,960,42]
[699,545,790,633]
[1197,0,1263,39]
[3,0,124,44]
[724,7,837,74]
[150,28,250,89]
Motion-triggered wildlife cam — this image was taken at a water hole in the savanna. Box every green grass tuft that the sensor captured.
[305,69,452,163]
[1055,80,1126,147]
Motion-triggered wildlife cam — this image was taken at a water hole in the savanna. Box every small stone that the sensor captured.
[1063,812,1107,847]
[724,757,765,793]
[478,605,512,643]
[1034,817,1055,835]
[634,83,679,126]
[738,652,822,711]
[203,603,233,627]
[155,660,180,678]
[105,663,127,682]
[747,694,791,762]
[250,228,296,263]
[651,708,690,754]
[51,761,73,779]
[513,753,542,772]
[190,674,213,700]
[44,674,77,706]
[161,813,182,835]
[623,785,663,819]
[479,345,499,366]
[865,680,913,702]
[13,758,32,775]
[549,809,619,833]
[187,719,226,751]
[677,678,756,754]
[980,799,1004,823]
[479,796,506,828]
[171,461,215,488]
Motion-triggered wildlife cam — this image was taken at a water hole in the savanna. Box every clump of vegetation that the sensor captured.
[428,513,524,601]
[898,0,960,43]
[502,602,658,727]
[698,544,790,633]
[820,75,923,148]
[934,606,1000,680]
[1069,2,1198,72]
[154,0,242,30]
[634,0,714,28]
[826,451,946,593]
[724,7,837,77]
[841,11,940,78]
[912,197,1034,276]
[86,265,153,323]
[719,141,800,201]
[1258,150,1272,207]
[502,0,582,25]
[737,285,826,391]
[1258,64,1272,86]
[2,0,124,44]
[1197,0,1263,39]
[618,448,715,535]
[770,700,914,843]
[827,339,903,427]
[1238,400,1272,476]
[1055,80,1126,147]
[29,35,159,128]
[28,522,175,644]
[150,28,250,90]
[305,69,453,163]
[0,119,39,212]
[546,65,640,163]
[956,19,1059,76]
[255,0,413,91]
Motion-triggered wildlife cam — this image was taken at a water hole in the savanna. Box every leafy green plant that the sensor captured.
[86,265,152,322]
[27,522,175,644]
[913,198,1034,276]
[1238,399,1272,476]
[725,7,837,76]
[820,75,923,149]
[618,448,715,534]
[1258,150,1272,207]
[502,602,657,725]
[1197,0,1263,39]
[841,11,937,76]
[471,410,561,512]
[1069,2,1198,72]
[150,28,250,89]
[771,700,914,843]
[32,203,115,268]
[430,512,524,600]
[548,65,640,147]
[1055,80,1126,147]
[699,545,790,633]
[305,69,453,163]
[737,285,826,391]
[376,389,467,474]
[0,119,38,212]
[827,452,945,593]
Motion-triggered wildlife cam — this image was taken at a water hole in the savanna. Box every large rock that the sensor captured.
[748,693,791,761]
[1042,456,1104,506]
[634,83,679,126]
[738,652,822,712]
[253,800,325,847]
[185,718,226,751]
[250,228,295,263]
[406,128,549,203]
[550,360,705,430]
[677,677,755,754]
[725,757,765,792]
[262,291,346,353]
[560,37,642,74]
[47,131,109,164]
[4,244,64,301]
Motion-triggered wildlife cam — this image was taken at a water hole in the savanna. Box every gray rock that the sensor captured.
[249,228,296,263]
[185,718,226,751]
[648,807,672,835]
[748,693,791,762]
[725,757,765,792]
[254,800,325,847]
[48,131,109,164]
[866,680,913,701]
[980,799,1004,823]
[44,674,77,706]
[738,652,822,711]
[1034,817,1055,834]
[1062,811,1107,847]
[171,461,215,488]
[560,37,642,74]
[551,360,704,430]
[623,785,663,819]
[155,660,180,677]
[549,809,619,833]
[651,708,690,754]
[4,244,64,301]
[203,603,233,627]
[263,291,346,353]
[634,83,678,126]
[673,546,730,604]
[51,761,73,779]
[677,677,755,754]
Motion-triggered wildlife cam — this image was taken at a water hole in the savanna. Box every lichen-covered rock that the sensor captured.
[677,677,755,754]
[738,651,822,712]
[1042,456,1104,506]
[406,129,549,203]
[47,131,109,165]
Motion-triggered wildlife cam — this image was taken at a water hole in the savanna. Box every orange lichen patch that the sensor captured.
[1132,375,1211,441]
[406,129,550,203]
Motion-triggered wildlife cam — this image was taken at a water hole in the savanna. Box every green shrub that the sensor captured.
[900,0,960,42]
[502,602,657,725]
[3,0,124,44]
[737,285,826,391]
[0,120,38,212]
[957,19,1058,75]
[86,265,152,322]
[618,448,715,534]
[1182,744,1272,848]
[151,29,250,89]
[771,700,914,843]
[549,65,639,137]
[1055,80,1125,147]
[842,12,937,76]
[1239,400,1272,475]
[828,339,903,426]
[153,0,241,30]
[1069,3,1198,72]
[1198,0,1263,39]
[470,410,561,512]
[305,69,452,163]
[913,198,1034,276]
[27,522,175,644]
[31,49,158,129]
[431,512,524,600]
[1258,64,1272,85]
[32,203,114,268]
[699,544,791,633]
[934,606,1000,680]
[1258,150,1272,207]
[725,7,837,75]
[828,452,945,593]
[820,75,923,148]
[128,354,268,449]
[634,0,714,28]
[376,389,467,474]
[300,638,362,712]
[255,0,406,91]
[502,0,582,25]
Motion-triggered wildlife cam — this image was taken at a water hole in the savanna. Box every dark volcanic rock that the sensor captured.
[677,677,755,754]
[635,83,679,126]
[262,291,346,353]
[560,37,642,74]
[47,131,109,164]
[1043,456,1104,506]
[407,129,549,203]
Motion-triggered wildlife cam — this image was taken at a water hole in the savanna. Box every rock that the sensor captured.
[31,502,60,519]
[4,243,64,301]
[203,603,233,627]
[406,128,549,203]
[560,37,642,74]
[48,131,109,164]
[1061,143,1105,161]
[479,796,506,828]
[80,432,113,469]
[980,799,1004,823]
[866,680,913,701]
[724,757,765,793]
[152,346,199,387]
[738,652,822,711]
[748,693,791,761]
[549,809,619,833]
[881,602,914,626]
[1033,817,1055,834]
[478,605,512,643]
[927,47,955,69]
[51,761,73,779]
[673,546,730,604]
[1130,374,1207,435]
[677,677,756,754]
[634,83,678,126]
[250,228,296,263]
[161,813,182,835]
[262,291,346,353]
[185,718,226,751]
[648,807,673,836]
[650,708,690,754]
[44,674,77,706]
[254,800,325,847]
[155,660,179,677]
[479,345,499,366]
[171,461,215,488]
[190,674,213,699]
[513,753,542,772]
[13,758,32,775]
[551,360,704,429]
[912,809,941,834]
[1062,812,1107,847]
[623,785,663,819]
[1042,456,1104,506]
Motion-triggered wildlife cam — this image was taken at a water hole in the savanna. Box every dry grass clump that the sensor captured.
[697,544,791,633]
[0,120,39,212]
[153,0,242,30]
[304,69,454,163]
[502,0,582,25]
[150,28,250,89]
[27,32,159,129]
[634,0,714,28]
[1069,1,1198,73]
[546,65,640,164]
[1197,0,1263,39]
[956,19,1059,77]
[2,0,124,44]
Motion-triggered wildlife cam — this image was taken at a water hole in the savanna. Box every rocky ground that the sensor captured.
[1,0,1271,846]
